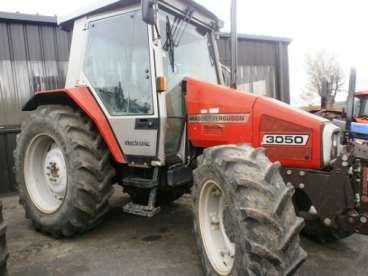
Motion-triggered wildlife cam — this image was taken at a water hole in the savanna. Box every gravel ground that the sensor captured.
[2,189,368,276]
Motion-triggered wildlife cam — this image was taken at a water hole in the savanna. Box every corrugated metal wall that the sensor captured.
[0,12,71,194]
[218,34,291,103]
[0,14,71,127]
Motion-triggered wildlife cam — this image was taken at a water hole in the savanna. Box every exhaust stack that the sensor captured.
[230,0,238,89]
[346,68,357,134]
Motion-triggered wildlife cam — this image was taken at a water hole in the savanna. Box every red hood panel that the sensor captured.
[185,79,327,169]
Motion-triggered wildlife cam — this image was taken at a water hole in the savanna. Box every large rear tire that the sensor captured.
[0,202,8,276]
[14,105,115,237]
[193,145,307,276]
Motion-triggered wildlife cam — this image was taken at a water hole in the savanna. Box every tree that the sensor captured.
[304,50,344,109]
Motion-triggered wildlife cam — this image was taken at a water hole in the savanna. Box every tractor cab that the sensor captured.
[59,0,223,166]
[353,91,368,123]
[342,91,368,141]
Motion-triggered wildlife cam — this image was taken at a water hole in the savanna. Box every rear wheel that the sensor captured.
[15,105,115,237]
[0,202,8,276]
[193,145,307,276]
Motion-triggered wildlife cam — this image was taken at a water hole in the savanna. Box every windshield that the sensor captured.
[158,10,218,89]
[354,96,368,118]
[158,9,218,157]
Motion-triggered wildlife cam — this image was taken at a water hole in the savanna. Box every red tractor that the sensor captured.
[13,0,368,275]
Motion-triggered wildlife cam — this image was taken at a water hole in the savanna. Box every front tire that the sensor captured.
[193,145,307,276]
[15,105,115,237]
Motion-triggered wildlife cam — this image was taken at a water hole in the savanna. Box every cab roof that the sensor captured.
[58,0,222,30]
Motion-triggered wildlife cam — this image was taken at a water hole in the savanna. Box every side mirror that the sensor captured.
[142,0,158,25]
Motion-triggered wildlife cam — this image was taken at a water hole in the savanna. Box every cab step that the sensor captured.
[122,202,160,217]
[123,186,160,217]
[122,167,159,189]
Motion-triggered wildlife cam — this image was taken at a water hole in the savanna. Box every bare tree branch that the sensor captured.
[304,50,344,109]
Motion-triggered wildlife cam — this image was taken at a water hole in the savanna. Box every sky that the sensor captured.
[1,0,368,106]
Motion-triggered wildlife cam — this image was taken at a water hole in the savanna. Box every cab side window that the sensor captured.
[83,11,153,116]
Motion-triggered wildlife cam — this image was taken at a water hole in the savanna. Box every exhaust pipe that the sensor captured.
[345,68,357,135]
[320,78,329,110]
[230,0,238,89]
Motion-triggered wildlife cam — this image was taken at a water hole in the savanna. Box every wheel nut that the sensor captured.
[220,249,228,258]
[211,213,219,225]
[213,189,221,197]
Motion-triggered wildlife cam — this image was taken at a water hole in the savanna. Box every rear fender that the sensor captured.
[23,86,126,164]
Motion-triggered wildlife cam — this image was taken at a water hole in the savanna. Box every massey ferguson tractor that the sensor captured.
[13,0,368,275]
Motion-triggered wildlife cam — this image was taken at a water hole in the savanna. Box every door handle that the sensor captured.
[135,118,159,130]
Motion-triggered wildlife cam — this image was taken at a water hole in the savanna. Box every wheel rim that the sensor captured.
[24,134,67,214]
[198,179,235,275]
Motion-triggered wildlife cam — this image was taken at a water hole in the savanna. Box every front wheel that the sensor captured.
[192,145,307,276]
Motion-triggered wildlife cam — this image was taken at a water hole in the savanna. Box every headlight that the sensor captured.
[322,123,341,166]
[330,131,341,160]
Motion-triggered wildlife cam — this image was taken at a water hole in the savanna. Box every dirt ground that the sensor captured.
[2,189,368,276]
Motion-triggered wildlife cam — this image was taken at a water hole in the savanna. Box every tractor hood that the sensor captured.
[185,78,337,170]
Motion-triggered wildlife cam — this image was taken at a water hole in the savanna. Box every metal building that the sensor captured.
[0,11,71,194]
[0,11,290,194]
[218,33,291,103]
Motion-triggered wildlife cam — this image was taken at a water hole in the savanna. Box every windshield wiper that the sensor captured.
[163,16,176,72]
[172,8,193,47]
[163,8,194,72]
[207,34,215,66]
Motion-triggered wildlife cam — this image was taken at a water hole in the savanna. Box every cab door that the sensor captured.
[81,9,160,164]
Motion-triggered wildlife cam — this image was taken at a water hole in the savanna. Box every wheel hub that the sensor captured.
[24,134,67,213]
[198,180,235,275]
[43,146,67,199]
